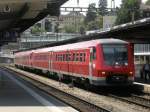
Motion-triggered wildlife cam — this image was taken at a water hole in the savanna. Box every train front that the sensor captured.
[92,40,135,86]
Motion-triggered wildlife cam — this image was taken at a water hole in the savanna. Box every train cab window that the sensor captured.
[102,44,128,66]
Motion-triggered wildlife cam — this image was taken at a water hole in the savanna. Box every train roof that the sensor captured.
[14,39,129,56]
[15,39,128,54]
[31,38,128,53]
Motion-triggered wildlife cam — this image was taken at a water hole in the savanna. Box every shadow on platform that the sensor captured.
[0,69,66,107]
[135,77,150,84]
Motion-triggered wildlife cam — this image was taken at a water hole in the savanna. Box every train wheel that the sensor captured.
[84,79,91,90]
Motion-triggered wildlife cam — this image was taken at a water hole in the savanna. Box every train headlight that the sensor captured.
[93,64,96,69]
[102,72,105,75]
[125,62,128,66]
[129,72,133,75]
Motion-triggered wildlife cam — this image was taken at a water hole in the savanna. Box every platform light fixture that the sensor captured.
[4,5,10,12]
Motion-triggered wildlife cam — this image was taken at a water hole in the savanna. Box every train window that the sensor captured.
[60,54,63,61]
[73,53,75,61]
[63,54,65,61]
[59,54,60,61]
[76,53,79,61]
[55,54,58,61]
[69,54,71,61]
[80,53,83,62]
[57,54,60,61]
[83,53,86,62]
[65,54,66,61]
[59,54,61,61]
[66,54,69,61]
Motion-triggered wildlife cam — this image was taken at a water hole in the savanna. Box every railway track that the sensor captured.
[4,66,150,111]
[107,93,150,109]
[3,67,111,112]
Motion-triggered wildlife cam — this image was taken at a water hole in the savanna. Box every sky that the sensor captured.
[62,0,148,8]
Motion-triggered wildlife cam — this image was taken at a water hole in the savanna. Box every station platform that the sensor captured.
[134,73,150,93]
[135,68,150,84]
[135,66,150,84]
[135,77,150,84]
[0,68,78,112]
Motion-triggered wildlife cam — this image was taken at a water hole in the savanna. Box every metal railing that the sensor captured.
[21,33,81,42]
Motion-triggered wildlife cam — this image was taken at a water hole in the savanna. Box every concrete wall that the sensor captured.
[0,57,14,64]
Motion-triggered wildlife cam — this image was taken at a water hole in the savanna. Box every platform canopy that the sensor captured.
[0,0,67,32]
[0,0,67,45]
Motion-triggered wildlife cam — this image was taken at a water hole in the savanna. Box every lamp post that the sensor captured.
[55,22,59,41]
[131,7,136,24]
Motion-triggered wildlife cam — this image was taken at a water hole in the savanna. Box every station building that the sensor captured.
[134,44,150,64]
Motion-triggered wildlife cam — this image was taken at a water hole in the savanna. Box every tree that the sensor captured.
[98,0,108,16]
[84,3,97,24]
[115,0,141,25]
[79,26,85,35]
[86,21,100,30]
[146,0,150,5]
[31,25,46,34]
[84,3,103,31]
[63,25,76,33]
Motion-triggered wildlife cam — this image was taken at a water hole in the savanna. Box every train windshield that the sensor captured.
[102,44,128,66]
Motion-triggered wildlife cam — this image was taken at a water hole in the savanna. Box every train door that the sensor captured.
[49,51,53,71]
[30,52,33,67]
[89,47,96,84]
[67,50,70,74]
[89,48,93,83]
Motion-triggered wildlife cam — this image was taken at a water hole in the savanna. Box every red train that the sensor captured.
[14,39,135,86]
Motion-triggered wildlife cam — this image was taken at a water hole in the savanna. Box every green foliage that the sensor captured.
[86,21,99,30]
[84,3,97,24]
[97,15,103,28]
[115,0,141,25]
[98,0,108,16]
[84,3,103,31]
[31,25,46,34]
[86,15,103,30]
[146,0,150,5]
[79,26,85,34]
[63,25,76,33]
